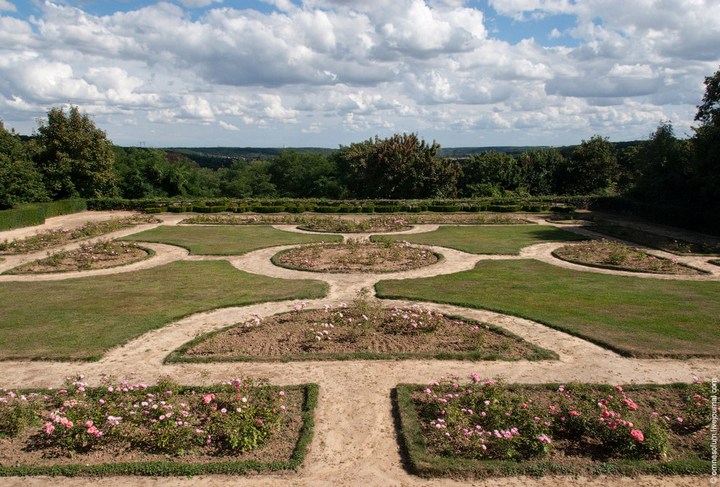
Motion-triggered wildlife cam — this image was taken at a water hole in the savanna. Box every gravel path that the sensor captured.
[0,212,718,487]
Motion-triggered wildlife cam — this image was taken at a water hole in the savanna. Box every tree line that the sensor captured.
[1,67,718,219]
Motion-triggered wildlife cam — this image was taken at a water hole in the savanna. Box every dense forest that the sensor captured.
[1,67,718,231]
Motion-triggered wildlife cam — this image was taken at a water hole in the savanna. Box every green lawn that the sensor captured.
[0,261,327,360]
[372,225,585,254]
[124,226,342,255]
[376,260,720,357]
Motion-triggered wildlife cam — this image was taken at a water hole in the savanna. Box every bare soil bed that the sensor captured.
[272,241,440,273]
[296,216,411,233]
[175,304,554,362]
[552,240,706,275]
[3,241,149,274]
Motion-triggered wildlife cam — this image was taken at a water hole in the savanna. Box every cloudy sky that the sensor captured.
[0,0,718,148]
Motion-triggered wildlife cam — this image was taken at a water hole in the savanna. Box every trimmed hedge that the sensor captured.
[39,199,87,218]
[0,199,87,231]
[84,195,601,216]
[0,206,45,231]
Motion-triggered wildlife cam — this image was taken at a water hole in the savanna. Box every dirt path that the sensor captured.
[0,212,718,487]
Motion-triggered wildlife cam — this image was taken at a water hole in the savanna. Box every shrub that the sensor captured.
[252,206,285,213]
[427,205,462,212]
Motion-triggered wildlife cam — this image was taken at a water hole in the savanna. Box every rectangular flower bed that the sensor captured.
[0,376,318,476]
[396,377,713,478]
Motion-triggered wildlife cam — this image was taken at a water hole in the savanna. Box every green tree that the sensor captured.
[34,106,117,199]
[0,121,48,208]
[632,122,694,201]
[692,66,720,203]
[268,150,345,198]
[336,133,459,199]
[218,160,276,198]
[459,151,523,197]
[518,148,565,195]
[560,135,619,194]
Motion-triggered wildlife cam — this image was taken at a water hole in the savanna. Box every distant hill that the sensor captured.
[158,142,643,168]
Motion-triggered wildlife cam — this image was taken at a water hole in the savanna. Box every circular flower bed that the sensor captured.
[4,240,150,274]
[552,239,705,275]
[272,240,439,273]
[174,299,554,362]
[297,216,411,233]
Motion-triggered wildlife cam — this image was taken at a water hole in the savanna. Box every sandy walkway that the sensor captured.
[0,212,718,487]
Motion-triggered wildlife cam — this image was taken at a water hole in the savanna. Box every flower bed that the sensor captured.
[4,241,150,274]
[180,213,530,226]
[0,375,318,476]
[0,215,161,255]
[397,375,714,478]
[296,216,411,233]
[272,241,440,273]
[589,224,720,255]
[170,297,556,362]
[552,240,705,275]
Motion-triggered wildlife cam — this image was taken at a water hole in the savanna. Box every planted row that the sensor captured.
[399,376,715,477]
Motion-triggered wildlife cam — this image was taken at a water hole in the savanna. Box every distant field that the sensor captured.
[124,226,342,255]
[376,259,720,357]
[372,225,585,255]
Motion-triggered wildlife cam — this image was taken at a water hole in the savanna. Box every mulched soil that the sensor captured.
[273,242,439,273]
[181,306,547,361]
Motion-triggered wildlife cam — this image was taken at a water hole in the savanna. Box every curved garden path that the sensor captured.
[0,212,719,487]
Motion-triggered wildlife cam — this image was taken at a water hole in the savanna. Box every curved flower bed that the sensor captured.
[171,299,555,362]
[272,241,439,273]
[398,375,715,477]
[0,215,161,255]
[4,241,150,274]
[0,375,317,476]
[552,240,705,275]
[296,216,411,233]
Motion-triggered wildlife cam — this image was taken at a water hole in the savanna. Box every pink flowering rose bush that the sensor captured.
[415,375,715,463]
[1,374,287,457]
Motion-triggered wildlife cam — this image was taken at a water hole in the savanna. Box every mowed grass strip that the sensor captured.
[0,261,327,361]
[376,259,720,357]
[372,225,585,255]
[124,226,342,255]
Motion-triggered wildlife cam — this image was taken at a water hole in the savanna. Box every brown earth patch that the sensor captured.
[272,241,439,273]
[178,304,553,361]
[552,240,706,276]
[3,241,149,275]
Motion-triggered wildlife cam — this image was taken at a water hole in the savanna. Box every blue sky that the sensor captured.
[0,0,718,147]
